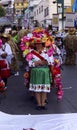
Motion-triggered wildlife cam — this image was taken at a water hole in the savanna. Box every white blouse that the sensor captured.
[28,48,54,67]
[0,43,13,64]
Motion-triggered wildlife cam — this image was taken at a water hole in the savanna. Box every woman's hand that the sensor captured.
[40,60,48,65]
[34,60,48,66]
[34,61,41,66]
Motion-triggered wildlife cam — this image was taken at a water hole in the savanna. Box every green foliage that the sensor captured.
[0,5,6,17]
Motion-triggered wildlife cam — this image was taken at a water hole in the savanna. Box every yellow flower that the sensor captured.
[23,49,29,56]
[26,42,29,47]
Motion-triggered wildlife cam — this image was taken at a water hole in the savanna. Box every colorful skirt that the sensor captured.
[29,66,51,92]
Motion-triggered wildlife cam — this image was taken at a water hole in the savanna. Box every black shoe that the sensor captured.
[45,99,48,104]
[41,106,47,110]
[36,105,42,110]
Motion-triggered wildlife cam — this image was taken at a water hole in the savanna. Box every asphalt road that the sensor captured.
[0,65,77,115]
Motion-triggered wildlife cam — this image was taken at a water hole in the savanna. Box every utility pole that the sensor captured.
[57,0,64,29]
[53,0,64,29]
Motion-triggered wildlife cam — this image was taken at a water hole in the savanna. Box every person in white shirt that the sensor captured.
[0,34,13,64]
[0,33,13,89]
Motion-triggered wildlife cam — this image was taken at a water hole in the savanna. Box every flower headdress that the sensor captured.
[19,28,55,61]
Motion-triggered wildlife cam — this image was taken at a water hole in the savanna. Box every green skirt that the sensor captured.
[29,66,52,92]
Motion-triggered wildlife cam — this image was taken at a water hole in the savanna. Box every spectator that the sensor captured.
[7,34,20,76]
[0,33,13,89]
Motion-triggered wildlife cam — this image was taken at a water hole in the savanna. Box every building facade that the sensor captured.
[20,0,75,29]
[33,0,72,27]
[33,0,57,27]
[0,0,14,22]
[27,0,41,29]
[14,0,28,24]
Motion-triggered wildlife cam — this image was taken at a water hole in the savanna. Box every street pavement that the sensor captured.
[0,64,77,115]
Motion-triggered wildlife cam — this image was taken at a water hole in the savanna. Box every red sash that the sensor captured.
[31,50,52,84]
[31,50,45,61]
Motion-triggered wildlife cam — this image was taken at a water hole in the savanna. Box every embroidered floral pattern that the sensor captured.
[29,84,50,92]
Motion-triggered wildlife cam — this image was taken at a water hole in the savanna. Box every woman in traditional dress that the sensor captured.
[0,34,12,89]
[28,38,54,110]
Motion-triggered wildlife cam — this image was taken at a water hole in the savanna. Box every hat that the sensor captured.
[1,33,9,38]
[68,28,76,35]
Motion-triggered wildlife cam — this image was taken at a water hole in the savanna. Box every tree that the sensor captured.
[0,5,6,17]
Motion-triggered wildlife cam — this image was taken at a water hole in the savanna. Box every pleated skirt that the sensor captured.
[29,66,51,92]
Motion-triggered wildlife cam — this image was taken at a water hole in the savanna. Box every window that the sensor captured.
[44,7,49,17]
[34,11,36,16]
[41,5,43,12]
[37,9,38,15]
[21,3,23,6]
[39,7,40,13]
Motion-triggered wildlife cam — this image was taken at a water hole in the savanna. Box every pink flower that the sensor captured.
[47,47,54,56]
[0,39,2,47]
[20,44,26,51]
[21,36,31,43]
[26,53,33,61]
[57,89,63,100]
